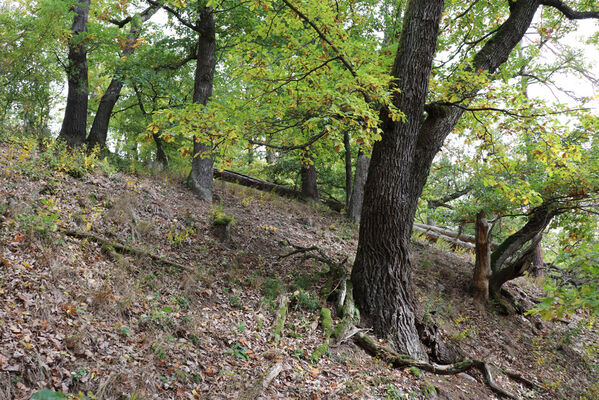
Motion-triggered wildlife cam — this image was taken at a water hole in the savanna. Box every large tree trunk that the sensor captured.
[472,211,491,306]
[188,5,216,202]
[352,0,546,359]
[351,0,444,360]
[300,150,319,202]
[348,150,369,223]
[86,6,158,149]
[58,0,90,147]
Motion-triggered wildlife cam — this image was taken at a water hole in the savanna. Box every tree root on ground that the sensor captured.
[281,243,531,399]
[62,229,192,271]
[354,331,518,399]
[237,362,284,400]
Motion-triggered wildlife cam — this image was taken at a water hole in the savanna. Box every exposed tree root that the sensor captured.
[354,332,517,399]
[282,243,526,399]
[237,362,284,400]
[62,229,192,271]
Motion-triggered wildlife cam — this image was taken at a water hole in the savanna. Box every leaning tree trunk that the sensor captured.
[300,150,319,202]
[348,149,369,223]
[188,6,216,202]
[352,0,543,360]
[488,205,557,298]
[530,232,544,277]
[58,0,90,147]
[351,0,444,360]
[86,6,159,149]
[472,211,492,306]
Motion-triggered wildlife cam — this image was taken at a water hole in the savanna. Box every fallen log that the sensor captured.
[213,169,344,212]
[413,225,475,250]
[414,222,500,250]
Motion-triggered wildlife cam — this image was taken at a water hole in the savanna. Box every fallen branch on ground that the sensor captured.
[62,229,192,271]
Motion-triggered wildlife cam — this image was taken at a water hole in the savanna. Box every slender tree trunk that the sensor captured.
[300,150,319,202]
[343,131,352,209]
[473,211,491,306]
[189,5,216,202]
[348,150,369,223]
[152,133,168,167]
[86,79,123,149]
[58,0,90,147]
[351,0,444,360]
[86,6,158,149]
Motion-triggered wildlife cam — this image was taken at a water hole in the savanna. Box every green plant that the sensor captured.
[292,289,320,311]
[212,205,234,225]
[262,277,283,300]
[226,343,250,360]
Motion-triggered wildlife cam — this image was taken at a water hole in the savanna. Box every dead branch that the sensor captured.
[62,229,192,272]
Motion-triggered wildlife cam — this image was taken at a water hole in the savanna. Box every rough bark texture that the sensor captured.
[348,150,369,223]
[351,0,444,360]
[530,233,545,277]
[473,211,491,306]
[189,6,216,202]
[300,151,319,202]
[58,0,90,147]
[351,0,566,358]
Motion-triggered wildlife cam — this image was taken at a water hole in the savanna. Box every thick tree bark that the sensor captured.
[188,5,216,202]
[351,0,445,360]
[351,0,582,359]
[343,131,352,209]
[473,211,492,306]
[300,150,319,202]
[348,150,369,223]
[86,6,159,149]
[58,0,90,147]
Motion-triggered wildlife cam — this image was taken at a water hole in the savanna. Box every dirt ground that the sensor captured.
[0,141,597,399]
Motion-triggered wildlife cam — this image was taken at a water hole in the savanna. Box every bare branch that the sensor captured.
[540,0,599,20]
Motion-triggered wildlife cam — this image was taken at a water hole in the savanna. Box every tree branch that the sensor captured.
[540,0,599,19]
[280,0,357,78]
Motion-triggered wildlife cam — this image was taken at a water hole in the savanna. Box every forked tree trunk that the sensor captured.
[188,5,216,202]
[352,0,543,359]
[300,150,319,202]
[352,1,444,360]
[348,150,369,223]
[472,211,491,306]
[58,0,90,147]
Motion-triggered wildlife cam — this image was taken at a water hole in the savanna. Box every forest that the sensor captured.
[0,0,598,399]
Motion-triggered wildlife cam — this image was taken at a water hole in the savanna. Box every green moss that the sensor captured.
[320,307,332,339]
[273,302,288,338]
[408,366,422,378]
[333,317,351,339]
[310,342,329,363]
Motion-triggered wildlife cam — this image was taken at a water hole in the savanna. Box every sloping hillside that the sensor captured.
[0,141,597,399]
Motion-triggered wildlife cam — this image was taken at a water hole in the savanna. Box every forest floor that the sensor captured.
[0,139,598,400]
